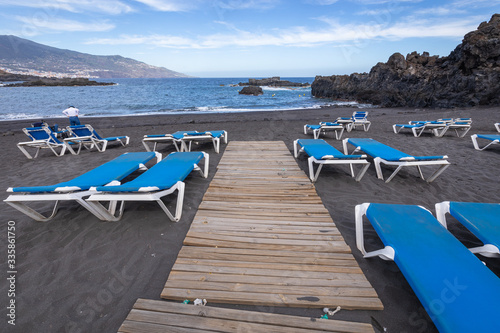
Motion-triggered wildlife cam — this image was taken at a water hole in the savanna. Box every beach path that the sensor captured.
[161,141,383,311]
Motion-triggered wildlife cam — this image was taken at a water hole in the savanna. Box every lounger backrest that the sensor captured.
[352,111,368,121]
[24,126,61,144]
[10,152,157,193]
[476,134,500,141]
[68,125,98,139]
[95,152,204,192]
[449,202,500,249]
[366,203,500,332]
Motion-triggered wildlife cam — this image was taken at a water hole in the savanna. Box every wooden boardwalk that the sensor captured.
[162,141,383,310]
[118,299,375,332]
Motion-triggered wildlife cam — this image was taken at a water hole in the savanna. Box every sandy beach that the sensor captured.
[1,106,499,333]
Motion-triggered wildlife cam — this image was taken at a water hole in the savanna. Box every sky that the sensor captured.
[0,0,498,77]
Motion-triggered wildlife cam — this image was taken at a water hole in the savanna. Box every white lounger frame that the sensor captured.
[85,152,209,222]
[495,123,500,132]
[142,135,182,152]
[471,134,500,151]
[435,201,500,258]
[180,131,228,154]
[17,127,67,159]
[64,125,130,155]
[303,124,344,140]
[294,140,370,182]
[343,139,450,183]
[4,153,161,221]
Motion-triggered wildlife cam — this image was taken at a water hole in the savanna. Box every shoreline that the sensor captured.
[1,105,499,332]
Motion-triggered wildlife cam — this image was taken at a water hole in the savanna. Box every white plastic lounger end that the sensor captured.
[294,139,370,182]
[435,201,500,258]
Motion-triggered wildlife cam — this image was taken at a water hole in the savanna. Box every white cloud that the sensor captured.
[15,16,115,32]
[85,16,478,50]
[133,0,201,11]
[0,0,133,14]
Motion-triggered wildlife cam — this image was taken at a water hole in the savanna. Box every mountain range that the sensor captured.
[0,35,189,79]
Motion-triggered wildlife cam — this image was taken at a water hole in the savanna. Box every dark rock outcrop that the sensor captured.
[239,77,310,87]
[312,14,500,108]
[239,86,264,96]
[3,76,114,87]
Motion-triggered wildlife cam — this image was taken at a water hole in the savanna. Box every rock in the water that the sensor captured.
[239,86,264,96]
[312,14,500,108]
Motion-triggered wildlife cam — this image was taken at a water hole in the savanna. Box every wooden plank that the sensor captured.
[182,237,352,253]
[160,289,383,310]
[162,280,378,297]
[173,258,363,274]
[124,299,375,333]
[169,263,363,280]
[177,246,354,260]
[166,271,373,288]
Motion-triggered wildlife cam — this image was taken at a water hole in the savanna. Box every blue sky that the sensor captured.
[0,0,498,77]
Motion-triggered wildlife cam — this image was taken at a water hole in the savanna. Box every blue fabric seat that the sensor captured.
[356,203,500,333]
[293,139,370,182]
[86,151,209,222]
[343,138,450,182]
[5,152,158,221]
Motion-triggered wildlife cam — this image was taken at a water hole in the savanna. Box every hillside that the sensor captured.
[0,35,189,79]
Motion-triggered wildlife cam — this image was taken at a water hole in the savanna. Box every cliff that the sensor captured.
[312,14,500,108]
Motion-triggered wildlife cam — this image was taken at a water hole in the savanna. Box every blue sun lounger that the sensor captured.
[293,139,370,182]
[17,126,68,159]
[471,134,500,151]
[64,124,130,154]
[179,130,228,153]
[142,130,199,152]
[85,151,209,222]
[349,111,371,131]
[393,120,449,137]
[435,201,500,258]
[355,203,500,333]
[4,152,159,221]
[304,122,344,140]
[343,138,450,183]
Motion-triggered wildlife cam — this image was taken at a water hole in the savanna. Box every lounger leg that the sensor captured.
[17,144,36,159]
[308,157,322,182]
[355,163,371,182]
[142,140,152,152]
[335,127,345,140]
[213,138,220,153]
[313,129,320,139]
[373,157,385,180]
[293,140,299,158]
[426,164,450,183]
[155,182,185,222]
[385,165,404,183]
[303,125,308,135]
[5,200,60,222]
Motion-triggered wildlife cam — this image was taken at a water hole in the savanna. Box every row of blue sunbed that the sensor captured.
[17,124,228,159]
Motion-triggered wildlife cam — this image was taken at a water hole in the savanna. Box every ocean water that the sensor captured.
[0,77,369,121]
